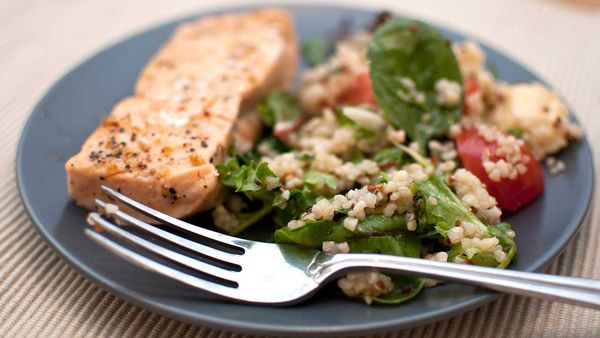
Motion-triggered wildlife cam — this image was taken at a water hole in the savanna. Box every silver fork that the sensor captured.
[85,186,600,308]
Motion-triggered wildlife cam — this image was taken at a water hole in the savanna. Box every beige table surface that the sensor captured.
[1,0,599,336]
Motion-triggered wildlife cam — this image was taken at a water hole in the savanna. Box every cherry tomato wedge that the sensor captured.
[336,73,377,106]
[456,128,544,212]
[464,76,479,96]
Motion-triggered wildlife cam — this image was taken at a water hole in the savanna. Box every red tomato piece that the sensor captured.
[464,76,479,96]
[336,73,378,106]
[456,128,544,212]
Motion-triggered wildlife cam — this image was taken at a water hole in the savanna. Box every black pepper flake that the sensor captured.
[209,156,214,163]
[119,127,125,133]
[137,162,147,169]
[185,129,191,135]
[190,136,197,140]
[120,141,127,147]
[200,140,208,148]
[89,151,100,161]
[125,164,131,169]
[130,133,137,142]
[189,148,195,152]
[168,187,177,195]
[132,152,138,157]
[203,185,207,188]
[99,176,105,180]
[149,168,157,175]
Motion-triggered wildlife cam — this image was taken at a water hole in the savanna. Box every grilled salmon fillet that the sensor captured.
[65,9,297,218]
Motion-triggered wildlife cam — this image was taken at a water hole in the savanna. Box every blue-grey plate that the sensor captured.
[16,5,594,336]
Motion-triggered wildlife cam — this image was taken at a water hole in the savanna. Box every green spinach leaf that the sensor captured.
[414,174,516,268]
[274,214,408,248]
[368,19,463,151]
[348,235,423,304]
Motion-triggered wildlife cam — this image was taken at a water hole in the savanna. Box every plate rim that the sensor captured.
[15,4,596,336]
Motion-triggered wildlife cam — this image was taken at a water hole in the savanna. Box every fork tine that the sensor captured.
[88,213,239,283]
[100,186,247,250]
[95,199,241,267]
[85,229,242,300]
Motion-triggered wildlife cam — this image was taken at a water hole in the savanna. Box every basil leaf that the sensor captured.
[368,19,463,151]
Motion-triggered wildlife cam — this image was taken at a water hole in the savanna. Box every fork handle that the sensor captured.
[317,254,600,309]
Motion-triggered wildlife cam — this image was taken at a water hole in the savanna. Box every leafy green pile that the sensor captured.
[368,19,463,152]
[214,18,516,305]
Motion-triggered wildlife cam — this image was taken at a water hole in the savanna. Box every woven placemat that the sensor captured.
[1,0,599,336]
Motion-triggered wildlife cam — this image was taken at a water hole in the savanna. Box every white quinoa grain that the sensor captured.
[322,241,350,254]
[494,248,507,262]
[312,199,335,221]
[337,272,394,304]
[287,220,305,230]
[435,78,462,107]
[479,237,500,252]
[405,212,417,231]
[343,217,359,232]
[265,176,280,190]
[382,203,397,217]
[104,203,119,215]
[448,226,465,244]
[427,196,438,206]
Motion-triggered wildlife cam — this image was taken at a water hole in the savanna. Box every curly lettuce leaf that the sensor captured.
[368,19,463,151]
[217,157,280,201]
[216,157,280,234]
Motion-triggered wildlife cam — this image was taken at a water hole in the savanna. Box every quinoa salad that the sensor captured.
[212,16,583,304]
